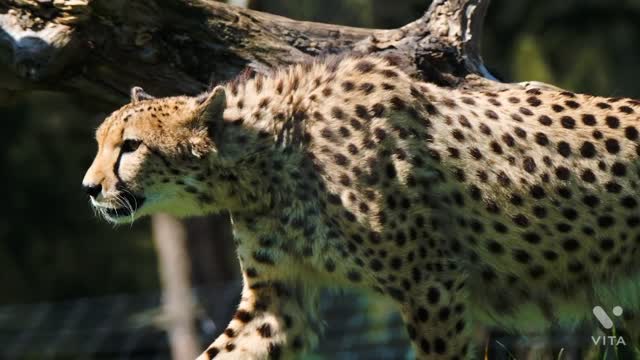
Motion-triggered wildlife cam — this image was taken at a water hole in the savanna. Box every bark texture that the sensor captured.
[0,0,498,105]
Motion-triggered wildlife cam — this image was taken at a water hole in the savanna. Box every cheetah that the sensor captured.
[82,54,640,359]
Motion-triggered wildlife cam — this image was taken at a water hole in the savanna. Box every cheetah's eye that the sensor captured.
[121,139,142,153]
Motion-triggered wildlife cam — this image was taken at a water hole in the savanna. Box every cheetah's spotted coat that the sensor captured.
[83,55,640,359]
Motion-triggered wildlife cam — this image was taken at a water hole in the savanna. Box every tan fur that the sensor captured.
[83,55,640,359]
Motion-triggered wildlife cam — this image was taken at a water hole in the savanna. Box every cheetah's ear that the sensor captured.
[196,86,227,140]
[130,87,155,103]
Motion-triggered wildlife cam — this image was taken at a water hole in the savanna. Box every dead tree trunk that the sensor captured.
[0,0,504,105]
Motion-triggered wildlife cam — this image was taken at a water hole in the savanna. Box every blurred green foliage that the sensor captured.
[2,0,640,306]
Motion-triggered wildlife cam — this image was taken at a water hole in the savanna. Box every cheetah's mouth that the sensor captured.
[96,191,146,222]
[104,195,145,218]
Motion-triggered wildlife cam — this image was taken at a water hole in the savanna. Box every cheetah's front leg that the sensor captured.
[401,274,472,359]
[198,276,320,360]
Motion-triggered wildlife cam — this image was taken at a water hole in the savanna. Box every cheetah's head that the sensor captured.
[82,86,228,224]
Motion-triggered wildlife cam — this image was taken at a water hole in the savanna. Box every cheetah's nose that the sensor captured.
[82,183,102,198]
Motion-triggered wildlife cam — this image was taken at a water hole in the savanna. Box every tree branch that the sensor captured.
[0,0,495,105]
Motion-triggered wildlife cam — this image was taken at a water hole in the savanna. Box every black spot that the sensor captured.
[359,82,375,95]
[268,343,281,359]
[513,249,531,264]
[592,130,603,139]
[246,268,259,278]
[555,166,570,180]
[373,127,387,141]
[427,287,440,304]
[386,287,405,301]
[341,81,355,92]
[372,103,385,117]
[527,96,542,106]
[611,162,627,177]
[292,336,304,350]
[381,69,398,78]
[347,270,362,282]
[452,129,465,142]
[382,83,395,90]
[520,157,537,173]
[562,238,580,252]
[519,107,533,116]
[535,132,549,146]
[562,208,578,220]
[490,141,503,154]
[530,185,545,199]
[557,187,572,199]
[600,238,615,252]
[580,142,596,158]
[331,107,345,119]
[621,196,637,209]
[583,195,600,207]
[625,126,639,140]
[370,259,383,271]
[485,109,499,120]
[206,347,220,358]
[324,259,336,272]
[420,338,431,353]
[438,307,451,322]
[605,139,620,154]
[597,215,615,228]
[356,60,375,73]
[501,134,515,148]
[582,114,597,126]
[521,233,541,247]
[390,256,403,269]
[581,169,596,183]
[606,181,622,193]
[556,223,572,233]
[234,310,254,323]
[355,104,370,120]
[488,240,505,254]
[512,214,529,227]
[479,123,492,135]
[605,116,620,128]
[560,116,576,129]
[538,115,552,126]
[334,153,349,166]
[565,100,580,109]
[253,252,274,265]
[385,163,397,178]
[391,96,405,110]
[470,148,483,160]
[557,142,572,157]
[434,338,447,354]
[620,105,634,114]
[497,171,511,186]
[509,194,523,206]
[257,323,272,338]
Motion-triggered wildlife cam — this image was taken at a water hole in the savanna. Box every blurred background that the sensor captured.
[1,0,639,359]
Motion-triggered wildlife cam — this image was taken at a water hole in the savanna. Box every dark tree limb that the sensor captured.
[0,0,498,106]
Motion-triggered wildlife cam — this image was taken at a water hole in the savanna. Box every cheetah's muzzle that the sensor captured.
[104,194,145,218]
[105,183,145,218]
